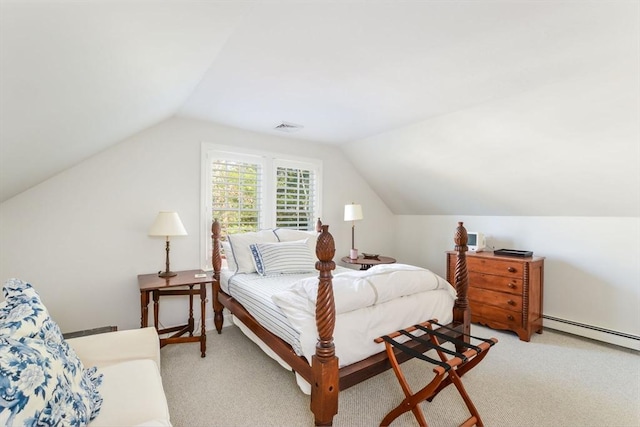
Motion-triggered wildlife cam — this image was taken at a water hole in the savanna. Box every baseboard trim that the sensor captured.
[544,316,639,351]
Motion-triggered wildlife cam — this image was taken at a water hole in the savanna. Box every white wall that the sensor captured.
[0,116,393,333]
[391,215,640,349]
[337,47,639,350]
[2,114,637,351]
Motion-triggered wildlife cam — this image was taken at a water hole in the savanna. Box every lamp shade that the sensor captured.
[148,211,187,237]
[344,204,363,222]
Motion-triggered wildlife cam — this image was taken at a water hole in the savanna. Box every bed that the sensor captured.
[211,220,471,426]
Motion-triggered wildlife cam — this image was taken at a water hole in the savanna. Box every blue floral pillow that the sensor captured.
[0,279,103,426]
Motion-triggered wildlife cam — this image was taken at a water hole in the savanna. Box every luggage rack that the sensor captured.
[375,320,497,426]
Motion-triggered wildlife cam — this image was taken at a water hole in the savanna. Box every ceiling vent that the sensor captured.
[274,121,303,132]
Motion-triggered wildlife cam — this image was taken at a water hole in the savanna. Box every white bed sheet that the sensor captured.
[220,265,456,369]
[220,268,350,355]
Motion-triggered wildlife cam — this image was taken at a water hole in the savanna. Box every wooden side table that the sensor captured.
[341,255,396,270]
[138,269,216,357]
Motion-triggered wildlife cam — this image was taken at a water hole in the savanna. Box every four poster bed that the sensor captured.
[210,220,472,426]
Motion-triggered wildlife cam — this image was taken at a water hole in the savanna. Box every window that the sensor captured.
[274,160,317,229]
[211,157,263,234]
[201,144,322,269]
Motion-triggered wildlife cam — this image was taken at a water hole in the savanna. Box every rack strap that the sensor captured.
[374,319,497,427]
[399,328,468,362]
[429,320,497,345]
[414,324,482,354]
[380,334,450,371]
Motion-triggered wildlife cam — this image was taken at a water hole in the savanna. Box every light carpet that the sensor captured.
[160,324,639,427]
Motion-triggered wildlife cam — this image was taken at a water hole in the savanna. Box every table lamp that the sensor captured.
[344,203,363,259]
[149,211,187,278]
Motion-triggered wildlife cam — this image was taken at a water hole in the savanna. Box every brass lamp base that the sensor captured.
[158,271,177,278]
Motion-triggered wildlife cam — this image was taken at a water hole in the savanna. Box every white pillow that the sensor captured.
[274,228,318,241]
[274,228,318,259]
[249,240,316,276]
[220,241,237,271]
[227,230,278,273]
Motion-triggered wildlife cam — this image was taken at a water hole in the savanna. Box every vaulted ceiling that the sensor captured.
[1,1,638,215]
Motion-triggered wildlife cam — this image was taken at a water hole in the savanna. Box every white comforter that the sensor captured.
[272,263,456,368]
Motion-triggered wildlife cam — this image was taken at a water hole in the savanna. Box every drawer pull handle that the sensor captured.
[507,267,516,273]
[508,283,516,289]
[507,300,516,306]
[507,315,515,321]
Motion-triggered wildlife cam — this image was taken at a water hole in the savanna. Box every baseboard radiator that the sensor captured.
[544,315,639,351]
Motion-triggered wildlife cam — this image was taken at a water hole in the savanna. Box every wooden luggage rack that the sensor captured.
[375,320,497,427]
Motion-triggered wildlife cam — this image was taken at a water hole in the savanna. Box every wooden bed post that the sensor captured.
[311,225,339,426]
[453,221,471,339]
[211,219,223,333]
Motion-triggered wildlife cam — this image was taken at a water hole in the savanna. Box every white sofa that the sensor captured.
[1,278,173,426]
[66,327,172,427]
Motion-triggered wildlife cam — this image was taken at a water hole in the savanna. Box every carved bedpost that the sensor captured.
[453,221,471,340]
[311,225,338,426]
[316,217,323,232]
[211,219,224,334]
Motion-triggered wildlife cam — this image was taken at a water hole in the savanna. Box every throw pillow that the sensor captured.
[273,228,318,259]
[0,278,103,425]
[249,240,316,276]
[0,335,103,427]
[220,241,237,272]
[227,230,278,274]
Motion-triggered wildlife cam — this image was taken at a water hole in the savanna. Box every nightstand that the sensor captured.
[341,255,396,270]
[138,269,216,357]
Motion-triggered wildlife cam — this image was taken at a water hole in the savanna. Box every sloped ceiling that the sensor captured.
[0,1,247,202]
[1,1,638,215]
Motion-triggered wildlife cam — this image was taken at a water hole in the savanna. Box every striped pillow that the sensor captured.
[250,240,316,276]
[227,229,278,273]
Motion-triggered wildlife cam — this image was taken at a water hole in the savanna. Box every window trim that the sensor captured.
[200,143,323,270]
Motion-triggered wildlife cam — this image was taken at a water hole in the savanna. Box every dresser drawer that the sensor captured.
[469,287,522,311]
[467,256,524,279]
[470,302,522,328]
[469,271,522,295]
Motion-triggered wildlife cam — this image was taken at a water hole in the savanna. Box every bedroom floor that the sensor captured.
[160,324,639,427]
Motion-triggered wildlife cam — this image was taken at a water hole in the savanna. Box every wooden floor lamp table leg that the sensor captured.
[155,284,207,357]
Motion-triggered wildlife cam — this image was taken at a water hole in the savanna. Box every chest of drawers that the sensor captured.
[446,251,545,341]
